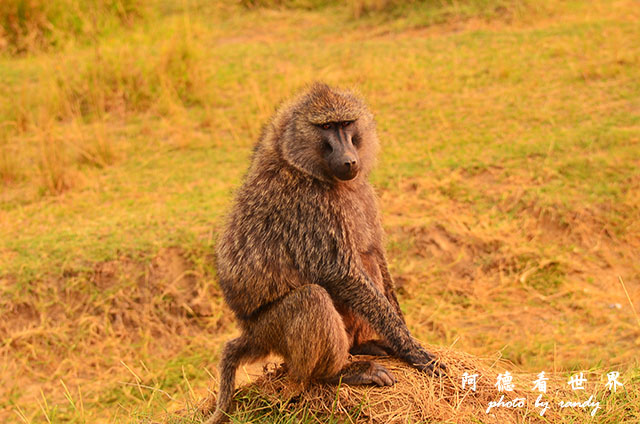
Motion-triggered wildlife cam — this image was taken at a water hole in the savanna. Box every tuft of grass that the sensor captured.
[236,0,538,20]
[55,37,207,121]
[348,0,533,19]
[239,0,335,9]
[0,20,207,193]
[74,121,118,169]
[0,132,21,184]
[0,0,146,54]
[36,124,76,195]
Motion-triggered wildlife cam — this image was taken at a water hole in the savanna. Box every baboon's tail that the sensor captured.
[204,337,253,424]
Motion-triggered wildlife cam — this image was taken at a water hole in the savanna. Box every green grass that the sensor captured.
[1,0,640,422]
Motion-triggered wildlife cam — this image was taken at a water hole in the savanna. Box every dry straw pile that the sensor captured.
[196,344,621,423]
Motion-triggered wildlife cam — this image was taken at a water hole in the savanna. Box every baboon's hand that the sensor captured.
[368,362,397,386]
[406,348,446,376]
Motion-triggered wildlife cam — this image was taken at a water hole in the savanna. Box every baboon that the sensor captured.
[206,83,444,424]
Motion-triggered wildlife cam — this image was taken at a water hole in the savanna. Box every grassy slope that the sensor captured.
[1,0,639,422]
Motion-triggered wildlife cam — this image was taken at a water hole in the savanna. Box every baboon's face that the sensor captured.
[279,84,378,183]
[315,120,360,181]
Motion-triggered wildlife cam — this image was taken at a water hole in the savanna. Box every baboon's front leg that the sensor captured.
[326,269,445,375]
[375,249,406,323]
[349,340,394,357]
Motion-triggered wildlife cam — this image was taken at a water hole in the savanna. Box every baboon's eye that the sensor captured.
[341,121,352,128]
[322,123,331,130]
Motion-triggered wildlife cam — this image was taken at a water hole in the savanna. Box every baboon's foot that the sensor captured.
[349,340,393,357]
[324,360,396,387]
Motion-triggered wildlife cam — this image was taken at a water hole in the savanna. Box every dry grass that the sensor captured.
[377,173,640,369]
[0,246,230,422]
[0,0,145,54]
[191,346,637,423]
[0,25,206,194]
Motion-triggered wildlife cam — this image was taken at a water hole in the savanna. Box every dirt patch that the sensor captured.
[0,246,232,423]
[93,258,141,291]
[150,247,216,319]
[0,301,40,339]
[379,173,640,371]
[87,247,228,337]
[411,223,503,281]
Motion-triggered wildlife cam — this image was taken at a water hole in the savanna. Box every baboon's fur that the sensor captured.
[205,83,441,424]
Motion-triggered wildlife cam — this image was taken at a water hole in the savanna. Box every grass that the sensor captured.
[0,0,145,54]
[1,0,640,422]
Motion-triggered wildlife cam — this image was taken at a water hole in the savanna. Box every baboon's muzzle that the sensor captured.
[327,127,360,181]
[332,155,359,181]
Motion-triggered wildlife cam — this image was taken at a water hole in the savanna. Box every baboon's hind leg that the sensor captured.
[252,284,350,381]
[204,337,268,424]
[252,284,395,387]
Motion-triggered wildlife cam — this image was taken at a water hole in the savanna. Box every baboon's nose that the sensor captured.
[333,155,359,180]
[343,158,359,176]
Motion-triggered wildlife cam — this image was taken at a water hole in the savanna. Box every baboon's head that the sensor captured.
[279,83,379,183]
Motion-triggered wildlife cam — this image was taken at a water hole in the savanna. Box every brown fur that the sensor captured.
[205,83,442,424]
